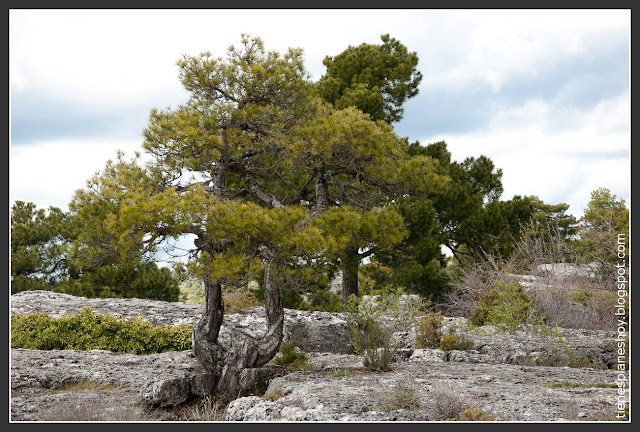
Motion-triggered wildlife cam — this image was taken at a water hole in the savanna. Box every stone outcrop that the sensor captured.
[225,358,622,421]
[11,290,353,354]
[536,263,598,280]
[10,291,624,422]
[10,290,203,326]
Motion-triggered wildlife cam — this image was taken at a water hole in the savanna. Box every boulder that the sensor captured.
[140,376,191,407]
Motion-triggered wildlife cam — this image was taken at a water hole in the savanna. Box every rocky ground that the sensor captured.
[9,290,626,422]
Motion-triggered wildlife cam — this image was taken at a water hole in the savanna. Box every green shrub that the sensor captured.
[536,345,599,369]
[416,313,474,351]
[534,326,600,369]
[415,312,443,349]
[332,369,347,378]
[11,307,192,354]
[468,288,500,327]
[273,340,311,370]
[448,408,494,421]
[439,334,475,351]
[345,291,425,371]
[469,281,538,334]
[300,288,343,313]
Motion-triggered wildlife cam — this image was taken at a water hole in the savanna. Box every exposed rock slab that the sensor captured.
[226,360,621,421]
[10,291,353,354]
[10,290,202,327]
[10,347,284,419]
[10,291,624,422]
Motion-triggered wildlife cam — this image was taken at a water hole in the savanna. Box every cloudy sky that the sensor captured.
[10,9,630,219]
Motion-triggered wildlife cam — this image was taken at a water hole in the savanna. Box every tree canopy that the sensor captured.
[576,187,629,288]
[316,34,423,124]
[10,198,180,301]
[11,201,70,292]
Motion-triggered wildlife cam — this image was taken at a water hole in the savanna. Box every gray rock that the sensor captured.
[140,375,191,407]
[536,263,598,280]
[225,396,275,421]
[224,362,622,421]
[408,348,445,363]
[305,352,364,370]
[10,291,624,422]
[10,290,202,327]
[238,366,289,396]
[11,290,353,354]
[328,272,343,296]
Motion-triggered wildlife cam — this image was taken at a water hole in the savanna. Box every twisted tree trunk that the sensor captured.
[192,278,226,373]
[342,247,361,305]
[192,246,284,399]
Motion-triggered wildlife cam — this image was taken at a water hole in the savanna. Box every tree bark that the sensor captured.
[315,171,330,213]
[255,246,284,365]
[342,247,361,304]
[192,277,225,373]
[191,246,284,400]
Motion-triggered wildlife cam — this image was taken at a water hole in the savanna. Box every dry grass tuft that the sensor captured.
[379,376,422,412]
[176,396,226,421]
[41,401,159,421]
[429,384,475,421]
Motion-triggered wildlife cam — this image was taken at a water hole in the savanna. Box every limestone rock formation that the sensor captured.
[11,290,353,354]
[10,291,623,422]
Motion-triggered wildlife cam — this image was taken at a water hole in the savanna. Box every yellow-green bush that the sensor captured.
[272,340,311,371]
[415,312,443,349]
[439,334,475,351]
[469,281,538,334]
[416,313,474,351]
[447,408,494,421]
[11,307,192,354]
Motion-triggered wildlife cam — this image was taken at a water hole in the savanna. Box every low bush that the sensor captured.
[345,290,425,371]
[415,313,443,349]
[11,307,192,354]
[272,340,311,371]
[415,313,474,351]
[533,326,601,369]
[469,281,539,334]
[529,284,618,331]
[439,218,619,333]
[379,377,421,412]
[448,408,494,421]
[439,334,474,351]
[429,384,473,421]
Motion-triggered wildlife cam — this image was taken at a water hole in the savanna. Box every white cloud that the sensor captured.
[10,138,144,211]
[420,92,630,217]
[9,9,425,110]
[10,8,630,221]
[420,9,629,92]
[9,62,27,94]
